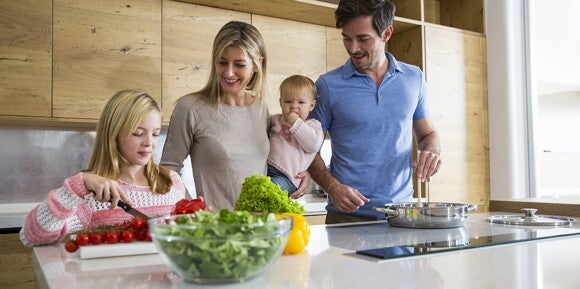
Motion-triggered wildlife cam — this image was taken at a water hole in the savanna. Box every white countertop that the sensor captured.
[32,212,580,289]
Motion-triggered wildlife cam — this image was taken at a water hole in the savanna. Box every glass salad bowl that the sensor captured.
[148,210,292,284]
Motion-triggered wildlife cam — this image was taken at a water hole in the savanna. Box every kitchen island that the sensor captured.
[33,213,580,289]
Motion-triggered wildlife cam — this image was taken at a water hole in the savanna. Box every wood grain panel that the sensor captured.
[391,0,422,21]
[162,1,250,121]
[52,0,162,119]
[0,233,35,289]
[252,15,326,113]
[424,26,488,208]
[424,0,484,33]
[389,26,424,69]
[325,27,348,72]
[173,0,337,27]
[0,0,51,117]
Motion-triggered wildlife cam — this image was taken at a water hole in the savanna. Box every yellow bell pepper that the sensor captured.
[278,213,310,254]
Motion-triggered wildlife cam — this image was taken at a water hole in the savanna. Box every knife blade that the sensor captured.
[116,199,150,220]
[90,190,150,220]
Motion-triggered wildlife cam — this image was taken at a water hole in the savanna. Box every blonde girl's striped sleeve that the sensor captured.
[19,173,90,247]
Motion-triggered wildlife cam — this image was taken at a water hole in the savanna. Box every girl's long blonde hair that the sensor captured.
[86,89,172,195]
[196,21,268,109]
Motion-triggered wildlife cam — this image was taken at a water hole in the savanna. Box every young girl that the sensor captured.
[267,75,324,197]
[20,89,186,247]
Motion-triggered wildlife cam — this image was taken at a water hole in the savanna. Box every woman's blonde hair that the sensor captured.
[196,21,268,108]
[86,89,172,195]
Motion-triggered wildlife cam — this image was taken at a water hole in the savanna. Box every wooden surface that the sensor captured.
[0,0,52,118]
[161,2,250,121]
[424,26,489,211]
[52,0,162,119]
[389,25,424,69]
[305,214,326,226]
[253,15,327,113]
[424,0,485,33]
[490,200,580,217]
[0,233,34,289]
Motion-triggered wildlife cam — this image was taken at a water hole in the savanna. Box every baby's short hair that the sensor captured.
[279,75,317,99]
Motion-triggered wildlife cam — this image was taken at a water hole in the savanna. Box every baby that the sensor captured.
[267,75,324,197]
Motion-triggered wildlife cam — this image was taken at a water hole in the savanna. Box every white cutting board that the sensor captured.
[78,241,158,259]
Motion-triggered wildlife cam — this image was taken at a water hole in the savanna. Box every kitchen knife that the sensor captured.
[90,190,150,220]
[116,199,150,220]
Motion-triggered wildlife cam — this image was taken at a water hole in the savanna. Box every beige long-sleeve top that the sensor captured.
[160,93,270,210]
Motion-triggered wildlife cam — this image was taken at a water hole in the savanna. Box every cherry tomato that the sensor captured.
[64,241,78,253]
[75,233,90,246]
[89,233,104,245]
[131,217,147,230]
[121,230,135,243]
[134,229,148,241]
[105,232,120,244]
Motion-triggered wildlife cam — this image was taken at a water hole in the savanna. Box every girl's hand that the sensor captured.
[82,173,132,208]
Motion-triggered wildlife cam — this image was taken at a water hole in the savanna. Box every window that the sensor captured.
[486,0,580,200]
[526,0,580,198]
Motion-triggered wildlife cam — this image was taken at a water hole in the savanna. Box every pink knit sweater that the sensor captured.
[19,170,186,247]
[267,114,324,188]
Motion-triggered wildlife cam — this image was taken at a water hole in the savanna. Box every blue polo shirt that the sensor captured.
[311,52,429,218]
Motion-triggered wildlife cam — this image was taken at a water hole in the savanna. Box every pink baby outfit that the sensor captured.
[267,114,324,188]
[19,170,186,247]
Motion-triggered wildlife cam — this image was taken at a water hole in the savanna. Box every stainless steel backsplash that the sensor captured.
[0,126,195,204]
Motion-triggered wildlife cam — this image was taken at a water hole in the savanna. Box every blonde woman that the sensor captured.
[20,89,186,247]
[161,21,310,210]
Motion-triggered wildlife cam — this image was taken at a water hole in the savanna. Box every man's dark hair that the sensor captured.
[335,0,396,36]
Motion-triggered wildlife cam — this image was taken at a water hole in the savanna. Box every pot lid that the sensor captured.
[489,208,575,226]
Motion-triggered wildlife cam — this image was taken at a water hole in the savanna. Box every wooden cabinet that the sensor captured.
[161,2,251,120]
[424,26,488,209]
[52,0,162,120]
[0,0,51,118]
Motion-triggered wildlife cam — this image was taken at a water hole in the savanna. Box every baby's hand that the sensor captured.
[285,111,299,125]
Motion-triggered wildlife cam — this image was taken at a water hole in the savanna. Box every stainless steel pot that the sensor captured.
[372,202,478,229]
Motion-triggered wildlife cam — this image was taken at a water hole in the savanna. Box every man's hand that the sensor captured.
[414,150,442,181]
[327,182,369,213]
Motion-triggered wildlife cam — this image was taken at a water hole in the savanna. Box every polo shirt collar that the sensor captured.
[341,51,403,79]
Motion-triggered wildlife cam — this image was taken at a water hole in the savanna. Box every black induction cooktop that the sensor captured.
[356,228,580,260]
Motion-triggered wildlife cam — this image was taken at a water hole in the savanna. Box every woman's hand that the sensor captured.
[290,171,311,199]
[82,173,132,209]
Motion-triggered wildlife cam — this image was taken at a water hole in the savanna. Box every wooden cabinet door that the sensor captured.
[52,0,162,120]
[0,0,51,117]
[252,15,326,114]
[162,2,250,122]
[424,26,488,209]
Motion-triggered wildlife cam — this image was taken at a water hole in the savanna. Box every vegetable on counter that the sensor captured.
[63,216,151,253]
[277,213,310,254]
[150,209,290,280]
[235,174,305,214]
[171,198,207,215]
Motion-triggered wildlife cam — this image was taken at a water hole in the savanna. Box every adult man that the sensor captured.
[308,0,442,224]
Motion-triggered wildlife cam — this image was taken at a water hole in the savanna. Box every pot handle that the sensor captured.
[467,204,478,212]
[372,207,399,218]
